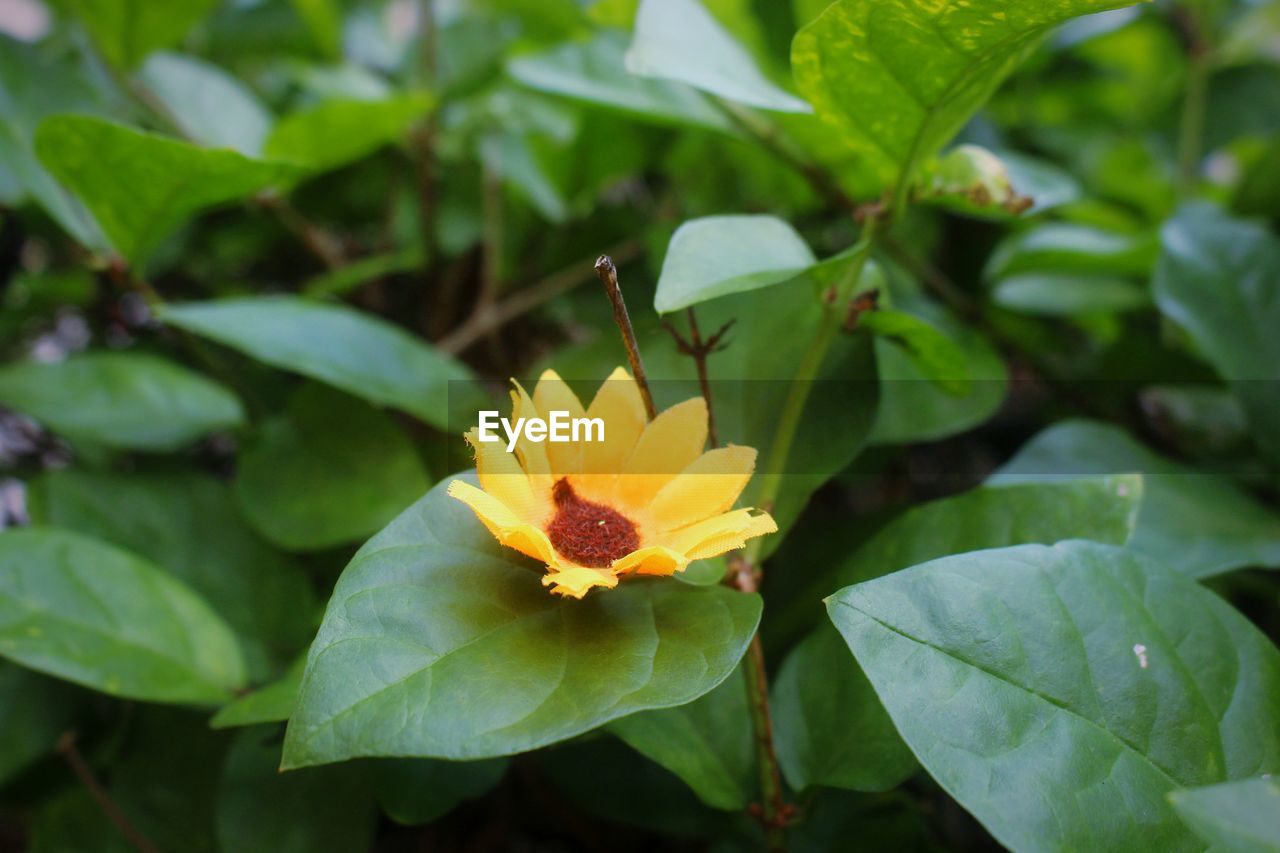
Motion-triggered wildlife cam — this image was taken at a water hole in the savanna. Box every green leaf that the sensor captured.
[264,93,433,172]
[0,36,110,251]
[50,0,218,69]
[0,528,247,703]
[985,221,1157,281]
[303,247,424,298]
[626,0,810,113]
[773,476,1141,793]
[288,0,342,59]
[653,215,817,313]
[1169,777,1280,853]
[159,296,475,430]
[281,475,761,768]
[869,273,1007,445]
[217,728,375,853]
[139,52,274,156]
[792,0,1140,194]
[916,144,1021,213]
[858,308,970,395]
[507,33,737,133]
[374,758,509,825]
[992,419,1280,578]
[26,469,316,679]
[827,540,1280,851]
[35,115,299,263]
[992,272,1150,316]
[0,352,244,451]
[211,658,305,730]
[1154,202,1280,467]
[918,146,1081,219]
[608,662,755,810]
[0,662,81,784]
[235,384,430,551]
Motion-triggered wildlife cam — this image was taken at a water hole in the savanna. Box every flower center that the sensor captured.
[546,479,639,568]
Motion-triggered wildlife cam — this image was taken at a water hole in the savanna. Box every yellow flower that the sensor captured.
[447,367,777,598]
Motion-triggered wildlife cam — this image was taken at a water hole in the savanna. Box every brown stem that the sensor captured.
[439,240,641,354]
[257,193,346,270]
[57,732,159,853]
[661,308,735,447]
[595,254,657,419]
[728,560,790,851]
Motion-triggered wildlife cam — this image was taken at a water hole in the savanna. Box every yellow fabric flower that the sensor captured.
[447,367,777,598]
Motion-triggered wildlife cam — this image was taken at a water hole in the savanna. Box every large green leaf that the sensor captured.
[235,384,429,551]
[139,52,273,156]
[773,475,1141,793]
[626,0,810,113]
[281,475,761,768]
[828,540,1280,851]
[792,0,1139,193]
[1169,777,1280,853]
[0,36,109,250]
[1154,203,1280,466]
[992,419,1280,578]
[608,662,755,810]
[35,115,298,263]
[51,0,218,69]
[507,33,736,133]
[264,93,433,172]
[653,215,817,313]
[0,352,244,451]
[26,469,316,678]
[217,728,375,853]
[160,296,475,430]
[0,528,246,703]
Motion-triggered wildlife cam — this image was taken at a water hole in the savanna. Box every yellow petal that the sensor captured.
[532,369,586,477]
[577,367,648,500]
[681,511,776,560]
[613,397,707,510]
[509,379,553,496]
[542,563,619,598]
[646,445,757,531]
[464,428,550,525]
[610,545,688,577]
[446,480,557,563]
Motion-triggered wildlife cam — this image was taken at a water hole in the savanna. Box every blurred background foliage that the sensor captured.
[0,0,1278,849]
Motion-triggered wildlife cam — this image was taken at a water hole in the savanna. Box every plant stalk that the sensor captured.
[58,732,159,853]
[595,255,658,419]
[1177,48,1210,192]
[746,216,880,552]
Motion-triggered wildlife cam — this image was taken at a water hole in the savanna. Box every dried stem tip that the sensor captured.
[595,255,657,420]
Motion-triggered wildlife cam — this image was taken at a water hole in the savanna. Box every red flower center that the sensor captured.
[546,479,639,568]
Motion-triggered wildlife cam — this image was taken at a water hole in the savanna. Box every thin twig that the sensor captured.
[57,732,160,853]
[595,255,657,419]
[661,308,734,447]
[257,193,346,270]
[439,240,641,354]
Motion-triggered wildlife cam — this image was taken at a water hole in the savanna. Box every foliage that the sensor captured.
[1,0,1279,849]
